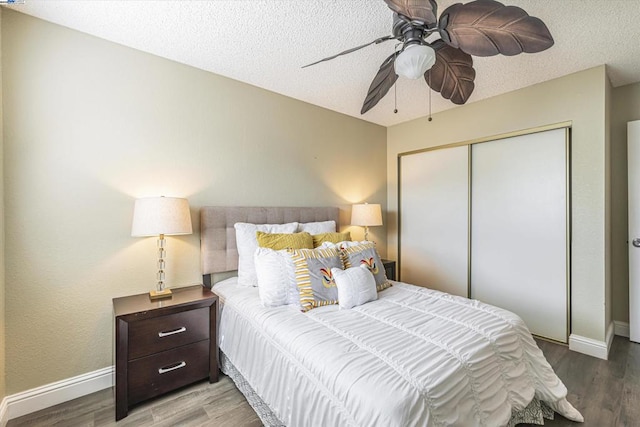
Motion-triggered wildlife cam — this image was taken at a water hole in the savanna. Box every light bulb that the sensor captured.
[394,44,436,80]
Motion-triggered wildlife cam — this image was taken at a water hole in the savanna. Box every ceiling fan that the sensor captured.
[303,0,554,114]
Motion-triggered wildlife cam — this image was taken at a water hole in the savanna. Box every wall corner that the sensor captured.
[0,5,7,405]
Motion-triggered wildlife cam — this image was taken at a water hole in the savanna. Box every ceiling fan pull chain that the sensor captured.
[428,74,433,122]
[394,80,398,114]
[394,46,399,114]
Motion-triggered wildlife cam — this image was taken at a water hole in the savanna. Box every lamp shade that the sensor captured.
[351,203,383,227]
[394,44,436,80]
[131,197,193,236]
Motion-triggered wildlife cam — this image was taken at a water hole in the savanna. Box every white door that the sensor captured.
[471,128,569,343]
[628,120,640,343]
[399,146,469,297]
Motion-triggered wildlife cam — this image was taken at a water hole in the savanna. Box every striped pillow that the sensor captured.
[286,247,343,312]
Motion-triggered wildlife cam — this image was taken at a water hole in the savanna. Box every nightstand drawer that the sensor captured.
[128,340,210,405]
[128,307,209,359]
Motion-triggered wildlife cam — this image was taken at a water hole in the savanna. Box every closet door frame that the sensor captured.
[398,121,572,344]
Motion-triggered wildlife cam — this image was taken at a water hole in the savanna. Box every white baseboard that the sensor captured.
[606,321,615,356]
[0,366,113,425]
[614,321,630,338]
[0,396,8,427]
[569,322,614,360]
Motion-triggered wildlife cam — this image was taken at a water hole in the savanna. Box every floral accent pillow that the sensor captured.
[339,242,391,291]
[286,247,344,312]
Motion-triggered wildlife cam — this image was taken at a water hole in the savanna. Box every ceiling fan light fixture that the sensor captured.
[394,43,436,80]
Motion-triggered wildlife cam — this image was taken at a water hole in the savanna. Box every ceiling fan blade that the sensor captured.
[425,40,475,105]
[384,0,438,27]
[438,0,554,57]
[302,35,396,68]
[361,53,399,114]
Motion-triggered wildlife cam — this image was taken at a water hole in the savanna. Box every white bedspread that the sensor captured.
[214,278,583,427]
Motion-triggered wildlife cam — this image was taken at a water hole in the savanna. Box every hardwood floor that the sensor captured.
[6,376,262,427]
[528,336,640,427]
[7,336,640,426]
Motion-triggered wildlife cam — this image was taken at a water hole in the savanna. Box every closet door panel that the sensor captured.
[400,146,469,297]
[627,120,640,343]
[471,128,568,342]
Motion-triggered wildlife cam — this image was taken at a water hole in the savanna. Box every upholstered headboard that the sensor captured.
[200,206,340,286]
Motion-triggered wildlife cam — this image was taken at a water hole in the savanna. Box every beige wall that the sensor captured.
[1,9,387,394]
[611,81,640,323]
[0,6,5,402]
[387,66,610,343]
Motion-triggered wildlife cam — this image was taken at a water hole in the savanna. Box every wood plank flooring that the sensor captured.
[8,336,640,426]
[6,375,262,427]
[528,336,640,427]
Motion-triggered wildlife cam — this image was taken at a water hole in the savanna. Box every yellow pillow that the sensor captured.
[312,232,351,247]
[256,231,313,250]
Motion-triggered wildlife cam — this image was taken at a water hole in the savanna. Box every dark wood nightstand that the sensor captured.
[382,259,396,281]
[113,285,218,421]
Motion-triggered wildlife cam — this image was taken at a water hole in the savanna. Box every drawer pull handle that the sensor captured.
[158,326,186,338]
[158,361,186,374]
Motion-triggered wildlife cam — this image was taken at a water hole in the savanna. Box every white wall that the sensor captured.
[387,66,611,344]
[1,9,387,394]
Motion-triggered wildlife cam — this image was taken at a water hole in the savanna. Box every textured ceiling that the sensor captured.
[6,0,640,127]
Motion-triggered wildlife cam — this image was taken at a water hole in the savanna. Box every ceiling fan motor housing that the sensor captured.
[392,14,429,50]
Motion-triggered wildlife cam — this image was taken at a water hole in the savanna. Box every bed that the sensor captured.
[200,206,583,427]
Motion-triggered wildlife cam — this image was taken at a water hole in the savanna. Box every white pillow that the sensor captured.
[331,264,377,309]
[235,222,298,287]
[254,247,300,308]
[282,254,300,307]
[254,248,288,307]
[297,220,336,234]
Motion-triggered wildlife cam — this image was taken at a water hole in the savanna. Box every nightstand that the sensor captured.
[113,285,218,421]
[382,259,396,281]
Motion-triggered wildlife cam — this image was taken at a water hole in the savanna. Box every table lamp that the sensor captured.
[131,196,193,299]
[351,203,383,241]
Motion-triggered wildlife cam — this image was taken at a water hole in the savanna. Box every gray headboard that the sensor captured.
[200,206,340,286]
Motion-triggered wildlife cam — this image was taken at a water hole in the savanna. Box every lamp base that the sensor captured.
[149,288,172,300]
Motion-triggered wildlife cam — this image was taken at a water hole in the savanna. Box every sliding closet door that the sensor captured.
[627,120,640,343]
[399,146,469,297]
[471,128,568,342]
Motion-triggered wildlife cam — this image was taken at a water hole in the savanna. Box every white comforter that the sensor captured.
[214,278,583,427]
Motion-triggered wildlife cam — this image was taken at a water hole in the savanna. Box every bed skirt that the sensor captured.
[221,351,285,426]
[220,351,555,427]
